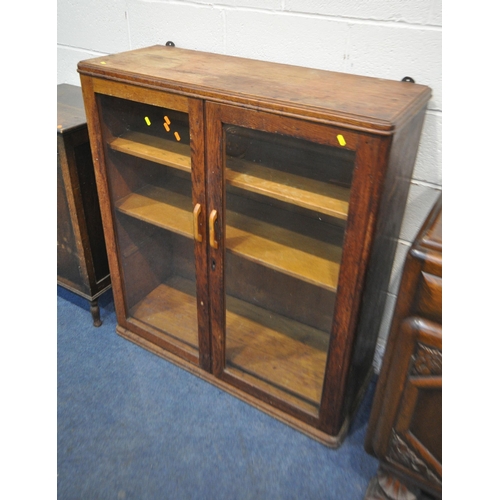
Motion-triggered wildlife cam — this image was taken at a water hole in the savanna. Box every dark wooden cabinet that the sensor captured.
[77,45,430,446]
[364,196,442,498]
[57,84,111,326]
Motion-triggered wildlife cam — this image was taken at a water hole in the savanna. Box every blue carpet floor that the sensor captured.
[57,285,379,500]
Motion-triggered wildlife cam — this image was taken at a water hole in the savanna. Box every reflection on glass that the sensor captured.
[223,125,355,415]
[98,94,199,358]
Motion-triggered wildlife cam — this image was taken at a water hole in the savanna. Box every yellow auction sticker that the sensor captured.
[337,134,346,147]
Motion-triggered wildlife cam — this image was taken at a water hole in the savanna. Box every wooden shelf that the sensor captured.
[225,292,329,412]
[116,180,342,291]
[109,131,191,173]
[225,208,341,291]
[115,178,193,238]
[109,131,349,220]
[131,276,328,412]
[226,157,350,220]
[129,276,199,350]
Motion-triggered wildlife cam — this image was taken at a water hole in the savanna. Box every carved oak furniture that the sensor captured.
[364,196,442,498]
[78,45,430,446]
[57,84,111,326]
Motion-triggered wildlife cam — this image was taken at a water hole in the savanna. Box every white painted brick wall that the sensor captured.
[57,0,442,371]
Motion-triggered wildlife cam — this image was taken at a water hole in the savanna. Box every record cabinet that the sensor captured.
[78,45,431,446]
[57,83,111,326]
[364,196,442,498]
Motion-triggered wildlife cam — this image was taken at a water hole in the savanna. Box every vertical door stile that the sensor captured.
[319,134,392,435]
[205,102,226,376]
[80,76,128,325]
[189,98,211,372]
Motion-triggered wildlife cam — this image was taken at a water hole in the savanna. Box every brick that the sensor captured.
[388,241,412,295]
[399,182,442,244]
[285,0,438,25]
[373,292,398,371]
[414,111,442,186]
[58,0,129,54]
[58,47,99,86]
[348,23,442,111]
[128,2,225,53]
[428,0,442,26]
[195,0,282,9]
[225,10,349,71]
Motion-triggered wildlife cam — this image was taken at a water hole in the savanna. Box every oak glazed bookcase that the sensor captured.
[78,45,431,447]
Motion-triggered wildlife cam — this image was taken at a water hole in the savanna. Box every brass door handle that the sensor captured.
[193,203,202,243]
[209,209,218,249]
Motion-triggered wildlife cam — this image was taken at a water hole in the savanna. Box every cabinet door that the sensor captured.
[90,83,209,367]
[381,317,442,493]
[206,103,362,419]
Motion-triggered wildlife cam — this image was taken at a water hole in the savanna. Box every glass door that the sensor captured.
[207,103,357,417]
[96,88,207,365]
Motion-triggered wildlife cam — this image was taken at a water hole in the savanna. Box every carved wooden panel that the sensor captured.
[364,197,442,499]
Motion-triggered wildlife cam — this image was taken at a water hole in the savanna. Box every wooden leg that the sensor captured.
[90,299,102,327]
[364,468,422,500]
